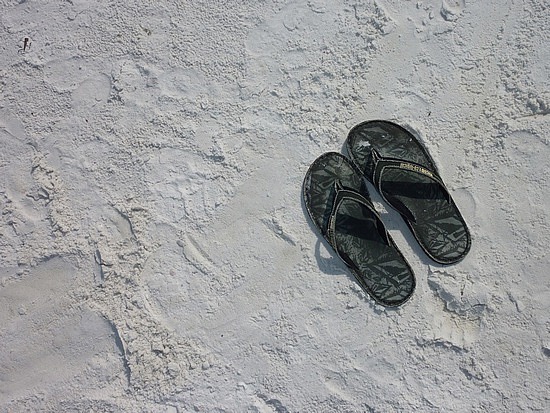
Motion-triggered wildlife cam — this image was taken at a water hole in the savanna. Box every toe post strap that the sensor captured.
[326,180,390,249]
[370,149,451,221]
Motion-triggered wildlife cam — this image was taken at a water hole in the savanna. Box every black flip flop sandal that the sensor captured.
[303,152,415,307]
[345,120,471,264]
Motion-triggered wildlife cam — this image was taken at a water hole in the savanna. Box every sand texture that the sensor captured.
[1,0,549,411]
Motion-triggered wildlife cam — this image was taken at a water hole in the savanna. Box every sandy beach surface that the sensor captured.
[1,0,549,411]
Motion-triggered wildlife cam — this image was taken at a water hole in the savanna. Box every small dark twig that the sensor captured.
[19,37,31,53]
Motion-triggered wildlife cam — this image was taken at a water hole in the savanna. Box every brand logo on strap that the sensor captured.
[399,162,433,178]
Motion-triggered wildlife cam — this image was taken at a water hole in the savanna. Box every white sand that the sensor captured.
[1,0,549,411]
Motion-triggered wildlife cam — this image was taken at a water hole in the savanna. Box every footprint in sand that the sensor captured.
[71,74,111,112]
[0,258,125,400]
[43,57,88,92]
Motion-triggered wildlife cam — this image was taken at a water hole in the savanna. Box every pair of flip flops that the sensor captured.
[303,120,471,307]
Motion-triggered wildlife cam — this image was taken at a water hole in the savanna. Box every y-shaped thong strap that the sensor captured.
[325,180,390,270]
[370,149,451,223]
